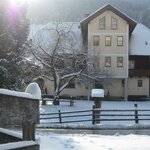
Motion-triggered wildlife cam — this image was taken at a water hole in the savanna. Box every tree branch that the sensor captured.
[61,70,82,80]
[42,75,54,81]
[30,47,52,69]
[58,76,74,94]
[39,45,52,58]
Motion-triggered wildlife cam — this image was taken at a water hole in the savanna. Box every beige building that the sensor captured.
[44,4,150,100]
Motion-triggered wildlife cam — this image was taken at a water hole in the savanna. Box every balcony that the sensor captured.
[129,69,150,77]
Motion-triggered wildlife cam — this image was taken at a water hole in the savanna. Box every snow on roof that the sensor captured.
[0,83,41,100]
[130,23,150,56]
[29,22,82,52]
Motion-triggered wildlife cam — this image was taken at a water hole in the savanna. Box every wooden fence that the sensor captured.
[40,104,150,124]
[41,94,74,106]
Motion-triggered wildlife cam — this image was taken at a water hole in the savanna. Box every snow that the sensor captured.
[0,97,149,150]
[39,100,150,126]
[130,23,150,56]
[0,89,39,100]
[29,22,82,51]
[0,141,38,149]
[2,100,149,150]
[37,131,150,150]
[0,128,21,139]
[36,100,150,149]
[0,128,38,149]
[0,82,41,100]
[91,89,104,98]
[25,82,41,99]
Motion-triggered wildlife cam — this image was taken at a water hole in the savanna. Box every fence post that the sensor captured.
[58,110,62,123]
[42,99,47,105]
[134,104,139,124]
[70,96,74,107]
[92,105,96,124]
[91,89,104,124]
[22,121,35,141]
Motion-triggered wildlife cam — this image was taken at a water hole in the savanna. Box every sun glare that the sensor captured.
[10,0,36,5]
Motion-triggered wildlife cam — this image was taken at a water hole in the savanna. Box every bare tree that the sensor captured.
[28,22,111,104]
[28,22,87,104]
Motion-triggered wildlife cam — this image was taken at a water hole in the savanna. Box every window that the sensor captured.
[111,17,117,29]
[99,17,105,29]
[117,36,123,46]
[93,35,99,46]
[105,36,111,46]
[117,57,123,67]
[129,60,135,69]
[138,80,142,87]
[105,57,111,67]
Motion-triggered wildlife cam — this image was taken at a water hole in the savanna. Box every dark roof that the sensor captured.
[80,4,137,41]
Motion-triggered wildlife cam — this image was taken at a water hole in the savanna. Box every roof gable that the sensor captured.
[80,4,137,40]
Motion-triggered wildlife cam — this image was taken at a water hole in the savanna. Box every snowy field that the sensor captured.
[37,100,150,150]
[39,100,150,126]
[37,131,150,150]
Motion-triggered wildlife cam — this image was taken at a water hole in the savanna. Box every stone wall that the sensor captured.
[0,128,39,150]
[0,132,21,144]
[0,94,39,128]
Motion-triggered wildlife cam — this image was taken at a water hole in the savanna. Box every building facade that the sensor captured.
[44,4,150,100]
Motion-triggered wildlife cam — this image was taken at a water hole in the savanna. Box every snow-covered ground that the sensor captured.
[39,100,150,126]
[37,131,150,150]
[3,100,150,150]
[36,100,150,150]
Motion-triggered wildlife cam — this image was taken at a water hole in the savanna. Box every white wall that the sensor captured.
[128,77,149,97]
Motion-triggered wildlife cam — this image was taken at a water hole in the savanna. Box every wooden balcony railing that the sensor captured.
[129,69,150,77]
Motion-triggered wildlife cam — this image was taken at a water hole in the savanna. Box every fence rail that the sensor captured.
[40,104,150,124]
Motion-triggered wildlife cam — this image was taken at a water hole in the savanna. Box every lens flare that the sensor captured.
[9,0,36,5]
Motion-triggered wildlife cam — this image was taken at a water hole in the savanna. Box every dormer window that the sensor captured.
[111,17,117,29]
[99,17,105,29]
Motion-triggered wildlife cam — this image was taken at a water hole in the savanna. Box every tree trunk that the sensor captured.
[53,72,60,105]
[53,94,60,105]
